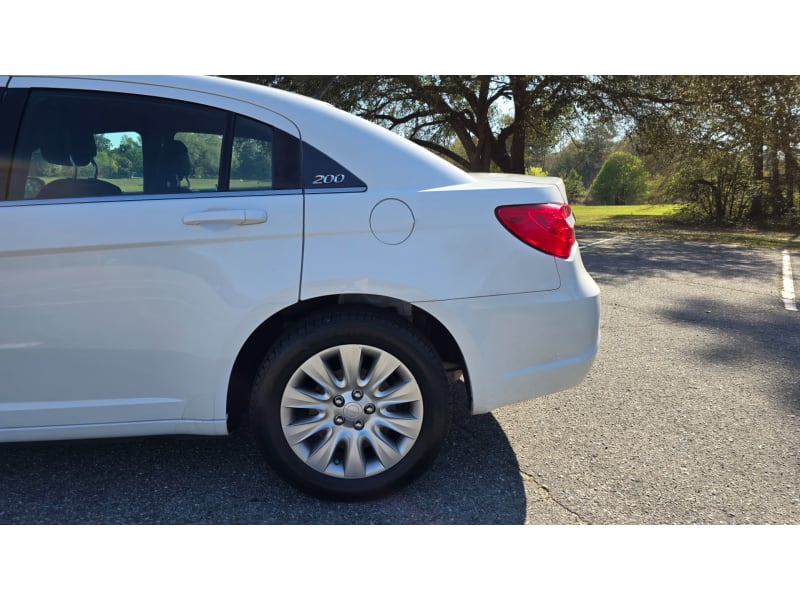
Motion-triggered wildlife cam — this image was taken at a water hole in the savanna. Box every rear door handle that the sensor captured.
[183,209,267,226]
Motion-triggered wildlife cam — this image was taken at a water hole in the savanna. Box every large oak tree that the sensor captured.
[227,75,680,174]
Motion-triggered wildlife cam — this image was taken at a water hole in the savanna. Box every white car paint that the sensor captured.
[0,76,599,449]
[0,193,303,440]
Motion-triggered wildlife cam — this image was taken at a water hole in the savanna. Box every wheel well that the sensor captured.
[225,294,470,431]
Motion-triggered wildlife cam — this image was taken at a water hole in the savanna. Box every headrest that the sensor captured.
[161,140,191,177]
[40,129,97,167]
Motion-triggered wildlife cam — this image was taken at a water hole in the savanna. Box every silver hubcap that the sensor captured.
[280,344,424,479]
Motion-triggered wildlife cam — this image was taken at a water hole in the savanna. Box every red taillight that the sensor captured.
[495,203,575,259]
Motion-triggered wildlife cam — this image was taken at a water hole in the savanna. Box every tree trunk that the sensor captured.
[768,145,782,217]
[508,77,529,174]
[785,148,795,215]
[749,140,764,221]
[714,184,724,223]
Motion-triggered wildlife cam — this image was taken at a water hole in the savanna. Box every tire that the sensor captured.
[249,308,450,500]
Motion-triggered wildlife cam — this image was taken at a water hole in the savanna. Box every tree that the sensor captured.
[547,120,618,187]
[93,133,142,178]
[563,168,587,202]
[230,75,590,173]
[630,76,800,222]
[227,75,684,175]
[589,151,650,204]
[232,137,271,181]
[117,134,143,177]
[176,133,222,179]
[672,151,753,224]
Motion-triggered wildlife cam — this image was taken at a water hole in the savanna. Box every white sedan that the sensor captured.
[0,75,600,499]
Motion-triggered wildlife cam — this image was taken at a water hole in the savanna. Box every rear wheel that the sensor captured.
[249,309,450,500]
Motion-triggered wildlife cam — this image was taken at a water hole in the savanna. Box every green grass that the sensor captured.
[571,203,680,226]
[111,177,144,193]
[571,203,800,250]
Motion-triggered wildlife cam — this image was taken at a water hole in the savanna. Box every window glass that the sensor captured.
[99,133,144,194]
[9,89,226,200]
[174,132,222,193]
[229,115,300,191]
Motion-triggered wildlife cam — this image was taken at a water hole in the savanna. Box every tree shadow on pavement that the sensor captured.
[658,295,800,410]
[0,383,527,524]
[580,235,780,284]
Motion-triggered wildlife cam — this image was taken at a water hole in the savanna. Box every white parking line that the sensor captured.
[580,235,620,249]
[782,250,798,311]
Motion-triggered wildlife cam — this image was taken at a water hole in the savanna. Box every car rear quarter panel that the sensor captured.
[300,185,564,302]
[417,243,600,414]
[301,178,599,414]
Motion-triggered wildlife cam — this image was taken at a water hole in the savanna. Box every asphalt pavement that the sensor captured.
[505,231,800,524]
[1,232,798,524]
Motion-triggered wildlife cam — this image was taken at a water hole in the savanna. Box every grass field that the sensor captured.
[113,178,144,193]
[571,204,680,227]
[571,203,800,250]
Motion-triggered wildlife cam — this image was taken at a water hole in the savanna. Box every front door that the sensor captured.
[0,81,303,436]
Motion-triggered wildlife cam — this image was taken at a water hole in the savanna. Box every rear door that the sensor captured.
[0,77,303,436]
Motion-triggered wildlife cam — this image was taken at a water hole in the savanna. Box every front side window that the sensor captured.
[9,89,227,201]
[23,131,144,198]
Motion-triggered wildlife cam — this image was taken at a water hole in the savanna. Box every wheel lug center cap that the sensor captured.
[343,403,363,420]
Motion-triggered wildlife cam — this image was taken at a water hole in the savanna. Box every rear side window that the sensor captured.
[6,89,303,201]
[174,132,223,193]
[230,115,301,191]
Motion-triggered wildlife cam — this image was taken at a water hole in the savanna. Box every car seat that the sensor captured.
[36,129,122,199]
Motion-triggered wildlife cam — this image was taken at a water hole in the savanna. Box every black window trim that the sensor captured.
[0,88,31,201]
[218,112,235,193]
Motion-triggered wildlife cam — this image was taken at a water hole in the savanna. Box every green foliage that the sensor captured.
[94,134,143,178]
[563,168,587,202]
[525,166,548,176]
[29,134,145,180]
[93,134,140,178]
[589,151,650,204]
[547,121,618,188]
[665,152,755,224]
[632,76,800,223]
[176,133,222,179]
[231,137,272,181]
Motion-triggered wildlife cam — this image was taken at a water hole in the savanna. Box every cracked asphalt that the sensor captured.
[1,232,798,524]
